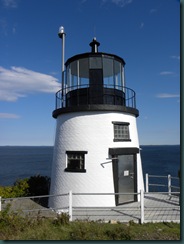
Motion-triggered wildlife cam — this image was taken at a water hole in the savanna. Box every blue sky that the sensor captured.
[0,0,180,146]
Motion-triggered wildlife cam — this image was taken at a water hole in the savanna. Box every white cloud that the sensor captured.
[0,66,60,102]
[156,93,180,98]
[1,0,18,8]
[159,71,174,75]
[0,113,20,119]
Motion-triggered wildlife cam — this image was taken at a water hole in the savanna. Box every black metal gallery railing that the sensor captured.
[55,84,136,110]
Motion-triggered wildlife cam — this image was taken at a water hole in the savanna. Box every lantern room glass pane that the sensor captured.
[103,58,114,88]
[70,60,78,87]
[79,58,89,86]
[66,65,71,88]
[67,59,90,88]
[114,60,122,89]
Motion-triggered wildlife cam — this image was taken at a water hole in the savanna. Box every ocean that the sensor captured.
[0,145,180,191]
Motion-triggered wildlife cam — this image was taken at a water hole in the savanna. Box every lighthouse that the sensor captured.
[49,27,144,209]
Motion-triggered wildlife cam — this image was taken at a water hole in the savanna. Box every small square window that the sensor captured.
[65,151,87,172]
[112,122,131,142]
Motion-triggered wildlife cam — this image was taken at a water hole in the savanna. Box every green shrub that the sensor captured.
[69,221,131,240]
[0,204,27,239]
[69,221,106,240]
[0,178,29,198]
[0,212,180,241]
[27,175,50,196]
[53,213,70,226]
[0,175,50,200]
[0,186,14,198]
[26,175,50,207]
[104,225,131,240]
[13,178,29,197]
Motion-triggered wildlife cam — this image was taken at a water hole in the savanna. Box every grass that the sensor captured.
[0,207,180,240]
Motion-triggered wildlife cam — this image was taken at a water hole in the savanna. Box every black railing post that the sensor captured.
[55,92,57,109]
[134,92,136,108]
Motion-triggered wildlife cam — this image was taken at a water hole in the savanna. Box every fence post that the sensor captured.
[145,173,149,193]
[168,174,171,196]
[140,190,144,224]
[0,196,1,211]
[69,190,72,221]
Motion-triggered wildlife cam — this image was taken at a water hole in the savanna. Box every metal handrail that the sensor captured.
[0,190,180,224]
[145,173,180,193]
[55,84,136,110]
[148,175,168,178]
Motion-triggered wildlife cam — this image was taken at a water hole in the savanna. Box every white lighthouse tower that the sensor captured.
[49,27,144,209]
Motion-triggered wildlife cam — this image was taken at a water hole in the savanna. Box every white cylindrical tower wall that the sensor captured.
[49,111,144,209]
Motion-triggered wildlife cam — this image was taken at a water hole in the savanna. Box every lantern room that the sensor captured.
[53,38,137,118]
[65,38,125,107]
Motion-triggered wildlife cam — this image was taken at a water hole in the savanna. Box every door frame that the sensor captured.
[109,147,139,205]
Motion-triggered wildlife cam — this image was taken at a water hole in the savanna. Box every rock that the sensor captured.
[109,220,117,224]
